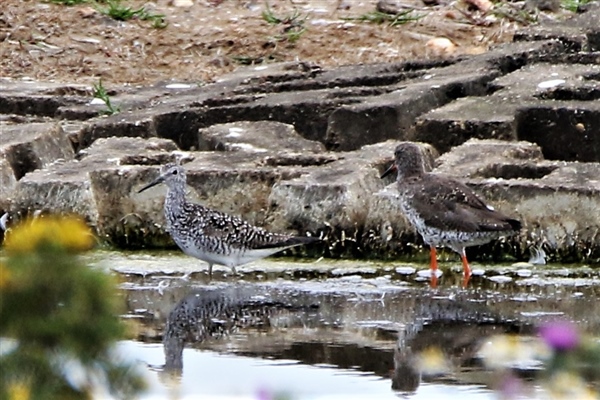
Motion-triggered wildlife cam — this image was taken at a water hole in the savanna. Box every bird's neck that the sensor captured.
[165,184,187,215]
[397,164,425,181]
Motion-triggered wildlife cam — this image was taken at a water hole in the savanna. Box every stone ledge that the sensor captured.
[513,2,600,51]
[0,123,74,211]
[2,7,600,262]
[198,121,326,153]
[6,136,600,262]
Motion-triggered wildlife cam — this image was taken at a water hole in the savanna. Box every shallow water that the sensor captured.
[119,341,498,400]
[88,250,600,399]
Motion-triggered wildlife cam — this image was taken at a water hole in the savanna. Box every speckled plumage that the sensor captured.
[162,288,319,371]
[138,163,317,277]
[382,143,521,283]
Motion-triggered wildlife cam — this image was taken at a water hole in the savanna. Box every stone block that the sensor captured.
[515,103,600,162]
[10,137,179,233]
[0,122,74,180]
[0,81,89,117]
[414,62,600,154]
[78,110,158,150]
[268,141,436,257]
[197,121,325,153]
[0,159,17,212]
[326,69,498,151]
[198,89,362,147]
[433,139,546,178]
[433,139,600,261]
[414,98,518,153]
[513,2,600,51]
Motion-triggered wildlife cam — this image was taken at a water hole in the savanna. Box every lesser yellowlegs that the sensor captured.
[138,163,318,278]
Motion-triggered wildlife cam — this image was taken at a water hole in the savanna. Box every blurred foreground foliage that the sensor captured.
[0,216,145,399]
[480,321,600,399]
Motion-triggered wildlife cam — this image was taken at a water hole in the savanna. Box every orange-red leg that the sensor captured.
[461,253,472,288]
[430,246,438,288]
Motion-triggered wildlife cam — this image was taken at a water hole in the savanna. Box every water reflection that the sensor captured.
[111,257,600,399]
[154,283,541,396]
[391,321,532,394]
[162,287,320,372]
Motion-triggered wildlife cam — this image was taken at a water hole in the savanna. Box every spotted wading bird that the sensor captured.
[138,163,318,278]
[381,142,521,287]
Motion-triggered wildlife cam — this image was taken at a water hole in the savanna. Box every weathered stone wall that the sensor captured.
[1,5,599,263]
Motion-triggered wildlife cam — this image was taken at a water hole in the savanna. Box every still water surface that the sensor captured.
[89,251,600,399]
[118,341,496,400]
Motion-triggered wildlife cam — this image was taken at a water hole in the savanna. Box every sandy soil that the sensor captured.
[0,0,551,86]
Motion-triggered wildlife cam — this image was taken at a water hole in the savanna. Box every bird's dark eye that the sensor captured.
[172,170,178,175]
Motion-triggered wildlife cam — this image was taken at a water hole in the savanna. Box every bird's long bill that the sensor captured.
[138,176,164,193]
[380,163,398,179]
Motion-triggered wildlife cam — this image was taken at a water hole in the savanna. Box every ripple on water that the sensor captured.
[517,277,600,286]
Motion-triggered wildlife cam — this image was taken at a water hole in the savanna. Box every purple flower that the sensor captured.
[539,320,580,351]
[498,372,524,399]
[256,387,272,400]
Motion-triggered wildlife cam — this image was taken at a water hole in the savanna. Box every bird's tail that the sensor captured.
[258,235,320,250]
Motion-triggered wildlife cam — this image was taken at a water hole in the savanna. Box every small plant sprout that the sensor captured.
[561,0,594,12]
[138,6,168,28]
[262,3,306,26]
[343,10,424,26]
[262,3,308,43]
[99,0,167,28]
[92,79,120,115]
[101,0,143,20]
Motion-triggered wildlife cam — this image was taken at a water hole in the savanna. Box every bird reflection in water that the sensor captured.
[161,287,318,373]
[390,299,532,395]
[156,286,533,397]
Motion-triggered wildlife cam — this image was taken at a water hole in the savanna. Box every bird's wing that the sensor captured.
[408,175,520,233]
[192,205,292,249]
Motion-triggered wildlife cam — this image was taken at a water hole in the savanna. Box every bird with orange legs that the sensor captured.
[381,143,521,287]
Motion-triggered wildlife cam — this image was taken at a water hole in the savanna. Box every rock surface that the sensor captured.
[1,6,600,262]
[434,139,600,262]
[197,121,326,153]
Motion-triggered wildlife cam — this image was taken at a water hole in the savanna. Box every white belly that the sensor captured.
[179,243,282,268]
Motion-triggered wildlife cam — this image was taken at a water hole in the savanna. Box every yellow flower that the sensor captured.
[417,346,450,375]
[546,371,598,400]
[8,382,30,400]
[3,216,95,254]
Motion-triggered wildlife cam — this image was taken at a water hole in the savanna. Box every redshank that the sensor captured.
[381,142,521,286]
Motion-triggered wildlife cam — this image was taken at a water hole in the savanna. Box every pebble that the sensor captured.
[516,269,533,277]
[488,275,513,283]
[537,79,566,89]
[395,266,417,275]
[416,269,443,278]
[465,0,493,11]
[425,38,457,58]
[89,98,106,105]
[165,83,193,89]
[512,261,534,268]
[172,0,193,7]
[77,6,98,18]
